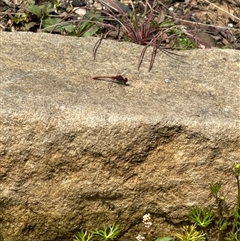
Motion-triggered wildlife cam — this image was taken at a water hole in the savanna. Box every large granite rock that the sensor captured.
[0,32,239,241]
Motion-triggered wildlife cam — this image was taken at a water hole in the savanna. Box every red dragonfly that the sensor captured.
[93,75,129,86]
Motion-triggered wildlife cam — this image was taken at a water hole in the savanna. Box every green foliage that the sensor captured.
[26,0,57,30]
[73,230,93,241]
[175,225,205,241]
[187,163,240,241]
[27,0,55,19]
[95,0,179,71]
[25,0,75,33]
[159,19,175,28]
[75,11,103,37]
[225,206,240,240]
[54,0,61,9]
[12,13,27,24]
[215,216,228,231]
[93,224,120,241]
[210,182,222,196]
[73,224,120,241]
[24,0,102,35]
[174,32,195,50]
[234,163,240,177]
[8,0,197,71]
[166,27,195,50]
[225,227,240,241]
[42,18,75,34]
[189,206,214,228]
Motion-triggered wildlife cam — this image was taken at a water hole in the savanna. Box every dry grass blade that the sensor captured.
[93,36,103,60]
[138,44,158,71]
[150,45,157,71]
[202,0,240,21]
[138,45,148,70]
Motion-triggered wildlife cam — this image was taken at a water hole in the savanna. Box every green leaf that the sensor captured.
[12,13,27,24]
[62,23,75,33]
[42,17,61,28]
[73,230,94,241]
[27,2,55,19]
[159,20,175,28]
[210,182,222,195]
[75,11,103,37]
[189,206,214,228]
[93,224,120,241]
[24,21,38,30]
[42,2,55,17]
[154,237,174,241]
[42,17,74,33]
[78,23,99,37]
[27,4,42,18]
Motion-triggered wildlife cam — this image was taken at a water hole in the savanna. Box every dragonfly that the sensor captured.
[93,75,129,86]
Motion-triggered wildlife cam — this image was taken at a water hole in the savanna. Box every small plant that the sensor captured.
[73,224,120,241]
[189,206,214,228]
[25,0,75,33]
[93,224,120,241]
[186,163,240,241]
[93,0,179,71]
[12,13,27,25]
[169,30,195,50]
[26,0,56,29]
[175,225,205,241]
[73,230,93,241]
[74,11,103,37]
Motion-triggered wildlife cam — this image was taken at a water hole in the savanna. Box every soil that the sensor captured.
[0,0,239,49]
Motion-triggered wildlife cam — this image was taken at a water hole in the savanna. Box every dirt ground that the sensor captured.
[0,0,239,49]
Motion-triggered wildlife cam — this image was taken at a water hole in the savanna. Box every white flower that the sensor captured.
[142,213,152,228]
[143,213,151,222]
[136,234,145,241]
[144,221,152,228]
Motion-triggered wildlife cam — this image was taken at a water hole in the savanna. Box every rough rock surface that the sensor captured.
[0,32,239,241]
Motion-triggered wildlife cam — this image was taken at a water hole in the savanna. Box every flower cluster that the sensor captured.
[143,213,152,229]
[136,234,145,241]
[136,213,153,241]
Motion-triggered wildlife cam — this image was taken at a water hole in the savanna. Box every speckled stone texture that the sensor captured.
[0,32,239,241]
